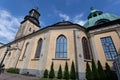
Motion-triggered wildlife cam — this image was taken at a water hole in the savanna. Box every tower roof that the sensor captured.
[84,7,120,28]
[21,7,40,27]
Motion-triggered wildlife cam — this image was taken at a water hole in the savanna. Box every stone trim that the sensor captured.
[31,58,39,61]
[84,59,92,62]
[89,34,99,61]
[88,24,119,34]
[52,58,70,60]
[73,30,86,80]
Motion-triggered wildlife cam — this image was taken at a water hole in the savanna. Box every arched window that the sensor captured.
[82,37,91,60]
[56,35,67,58]
[22,42,29,59]
[35,39,43,58]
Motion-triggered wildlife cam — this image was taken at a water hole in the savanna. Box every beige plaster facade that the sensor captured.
[0,8,120,80]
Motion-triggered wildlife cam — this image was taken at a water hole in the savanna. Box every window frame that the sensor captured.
[22,42,29,60]
[55,35,67,58]
[82,37,91,60]
[100,36,117,60]
[34,38,43,59]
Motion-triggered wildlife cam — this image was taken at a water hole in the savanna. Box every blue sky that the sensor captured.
[0,0,120,43]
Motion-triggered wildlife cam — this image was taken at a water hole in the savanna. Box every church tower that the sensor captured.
[15,8,40,39]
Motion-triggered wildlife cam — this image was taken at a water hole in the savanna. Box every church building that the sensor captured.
[0,7,120,79]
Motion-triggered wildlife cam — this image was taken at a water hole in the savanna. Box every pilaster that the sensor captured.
[89,34,99,61]
[116,27,120,38]
[11,41,24,68]
[74,30,86,80]
[20,38,34,74]
[38,31,51,77]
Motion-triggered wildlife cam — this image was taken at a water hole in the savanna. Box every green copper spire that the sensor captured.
[88,7,103,19]
[84,8,119,28]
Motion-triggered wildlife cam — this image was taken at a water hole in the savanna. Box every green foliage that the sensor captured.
[70,61,76,79]
[105,62,118,80]
[86,60,118,80]
[92,59,99,80]
[57,65,62,79]
[97,60,106,80]
[64,61,69,79]
[49,62,55,78]
[110,71,118,80]
[105,62,112,80]
[6,68,19,74]
[43,69,48,78]
[86,62,93,80]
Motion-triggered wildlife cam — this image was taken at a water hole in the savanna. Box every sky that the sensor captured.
[0,0,120,44]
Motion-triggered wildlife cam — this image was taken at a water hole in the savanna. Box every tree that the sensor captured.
[70,61,76,79]
[97,60,106,80]
[64,61,69,79]
[92,59,99,80]
[105,62,118,80]
[49,62,55,78]
[57,65,62,79]
[43,69,48,78]
[86,62,93,80]
[105,62,112,80]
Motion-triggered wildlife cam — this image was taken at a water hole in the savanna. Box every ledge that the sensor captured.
[52,58,70,60]
[84,59,92,62]
[19,59,23,61]
[106,59,114,61]
[31,58,39,61]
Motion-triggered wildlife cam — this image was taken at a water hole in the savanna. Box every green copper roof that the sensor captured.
[84,8,120,28]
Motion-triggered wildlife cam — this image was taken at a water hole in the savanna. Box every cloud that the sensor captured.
[113,0,120,5]
[58,12,86,26]
[73,14,86,26]
[40,20,46,28]
[59,13,70,21]
[108,0,120,5]
[0,9,21,43]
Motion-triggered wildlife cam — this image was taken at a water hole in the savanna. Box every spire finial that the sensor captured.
[90,6,94,11]
[34,6,39,11]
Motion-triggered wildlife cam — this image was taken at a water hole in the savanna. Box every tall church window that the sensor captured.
[82,37,91,60]
[56,35,67,58]
[35,39,43,58]
[22,42,29,59]
[101,36,117,60]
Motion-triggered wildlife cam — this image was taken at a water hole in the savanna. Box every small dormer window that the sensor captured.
[8,52,11,57]
[95,19,110,25]
[33,30,35,32]
[29,28,31,32]
[93,13,97,17]
[98,12,102,15]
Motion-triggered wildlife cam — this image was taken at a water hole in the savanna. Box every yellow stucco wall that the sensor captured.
[46,29,76,71]
[94,30,120,68]
[0,24,120,75]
